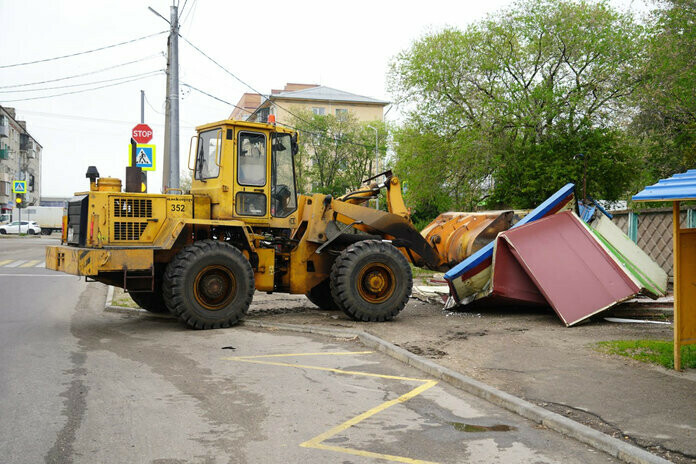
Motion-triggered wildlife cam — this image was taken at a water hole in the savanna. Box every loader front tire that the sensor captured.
[330,240,412,322]
[163,240,254,329]
[306,280,341,311]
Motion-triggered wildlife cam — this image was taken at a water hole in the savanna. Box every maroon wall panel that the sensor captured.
[491,238,547,305]
[500,211,640,326]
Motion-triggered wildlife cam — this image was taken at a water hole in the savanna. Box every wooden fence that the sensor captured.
[611,207,696,278]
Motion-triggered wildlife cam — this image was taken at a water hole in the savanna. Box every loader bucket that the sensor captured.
[421,211,515,269]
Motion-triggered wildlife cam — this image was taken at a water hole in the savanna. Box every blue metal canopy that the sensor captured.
[632,169,696,202]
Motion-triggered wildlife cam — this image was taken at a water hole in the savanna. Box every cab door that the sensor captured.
[233,129,270,224]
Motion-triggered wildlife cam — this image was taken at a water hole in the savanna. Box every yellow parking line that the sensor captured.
[228,351,373,360]
[20,260,41,268]
[301,380,439,464]
[228,357,432,383]
[226,351,439,464]
[0,260,12,267]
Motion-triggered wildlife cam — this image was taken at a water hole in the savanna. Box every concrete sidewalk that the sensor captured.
[244,293,696,464]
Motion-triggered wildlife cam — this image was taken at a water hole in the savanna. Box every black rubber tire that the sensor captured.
[27,229,35,235]
[163,240,254,329]
[306,279,341,311]
[330,240,412,322]
[129,289,169,313]
[0,229,6,235]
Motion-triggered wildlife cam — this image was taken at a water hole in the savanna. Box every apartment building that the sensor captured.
[0,106,42,214]
[230,83,389,124]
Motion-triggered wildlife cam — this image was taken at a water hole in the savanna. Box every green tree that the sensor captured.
[389,0,645,212]
[289,109,387,196]
[180,169,192,193]
[632,0,696,179]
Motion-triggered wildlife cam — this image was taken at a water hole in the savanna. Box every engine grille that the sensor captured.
[113,198,152,218]
[113,222,148,241]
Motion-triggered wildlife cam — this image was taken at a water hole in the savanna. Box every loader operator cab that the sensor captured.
[190,120,298,225]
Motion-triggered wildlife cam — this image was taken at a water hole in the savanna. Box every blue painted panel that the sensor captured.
[445,183,575,281]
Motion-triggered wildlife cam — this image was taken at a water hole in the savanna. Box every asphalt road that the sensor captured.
[0,238,620,463]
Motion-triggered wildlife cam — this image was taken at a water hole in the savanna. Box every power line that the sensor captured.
[0,54,163,90]
[0,31,167,69]
[179,0,189,20]
[15,108,196,129]
[181,82,249,112]
[0,70,165,94]
[0,71,163,103]
[144,94,165,115]
[178,32,378,149]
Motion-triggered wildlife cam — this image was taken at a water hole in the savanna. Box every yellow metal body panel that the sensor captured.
[254,248,275,291]
[83,190,194,248]
[46,245,153,276]
[193,195,211,219]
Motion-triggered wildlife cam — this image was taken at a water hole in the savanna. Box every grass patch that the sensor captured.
[110,288,140,309]
[409,264,441,286]
[595,340,696,369]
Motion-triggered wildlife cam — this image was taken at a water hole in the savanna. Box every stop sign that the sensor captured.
[132,124,153,144]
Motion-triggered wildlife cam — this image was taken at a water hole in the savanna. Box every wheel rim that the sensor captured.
[193,265,237,310]
[356,262,395,304]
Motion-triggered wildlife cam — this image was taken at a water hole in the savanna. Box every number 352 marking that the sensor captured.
[170,204,185,212]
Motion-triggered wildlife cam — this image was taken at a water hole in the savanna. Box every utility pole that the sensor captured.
[140,90,145,124]
[149,2,179,192]
[162,31,171,193]
[168,3,180,190]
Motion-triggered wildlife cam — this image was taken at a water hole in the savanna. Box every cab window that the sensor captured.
[238,132,266,186]
[194,129,221,180]
[271,133,297,217]
[235,192,266,216]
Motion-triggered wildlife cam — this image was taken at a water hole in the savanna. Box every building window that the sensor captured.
[312,107,325,116]
[257,107,270,123]
[29,174,35,192]
[1,181,9,196]
[335,108,348,119]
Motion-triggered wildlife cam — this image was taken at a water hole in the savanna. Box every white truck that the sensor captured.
[10,206,64,235]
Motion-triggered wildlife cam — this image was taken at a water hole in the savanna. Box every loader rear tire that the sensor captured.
[163,240,254,330]
[129,290,169,314]
[128,268,169,313]
[330,240,412,322]
[306,280,341,311]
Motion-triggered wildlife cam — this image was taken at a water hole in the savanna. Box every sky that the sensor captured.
[0,0,649,197]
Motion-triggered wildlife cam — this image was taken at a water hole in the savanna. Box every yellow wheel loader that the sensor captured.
[46,119,509,329]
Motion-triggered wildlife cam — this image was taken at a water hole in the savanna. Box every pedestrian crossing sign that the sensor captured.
[12,180,26,194]
[128,144,156,171]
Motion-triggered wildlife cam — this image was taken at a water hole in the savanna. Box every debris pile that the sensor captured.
[443,185,668,326]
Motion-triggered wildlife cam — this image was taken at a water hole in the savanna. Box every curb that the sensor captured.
[105,285,114,307]
[242,320,670,464]
[103,286,175,319]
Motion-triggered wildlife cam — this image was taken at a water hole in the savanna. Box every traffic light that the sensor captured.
[15,194,23,208]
